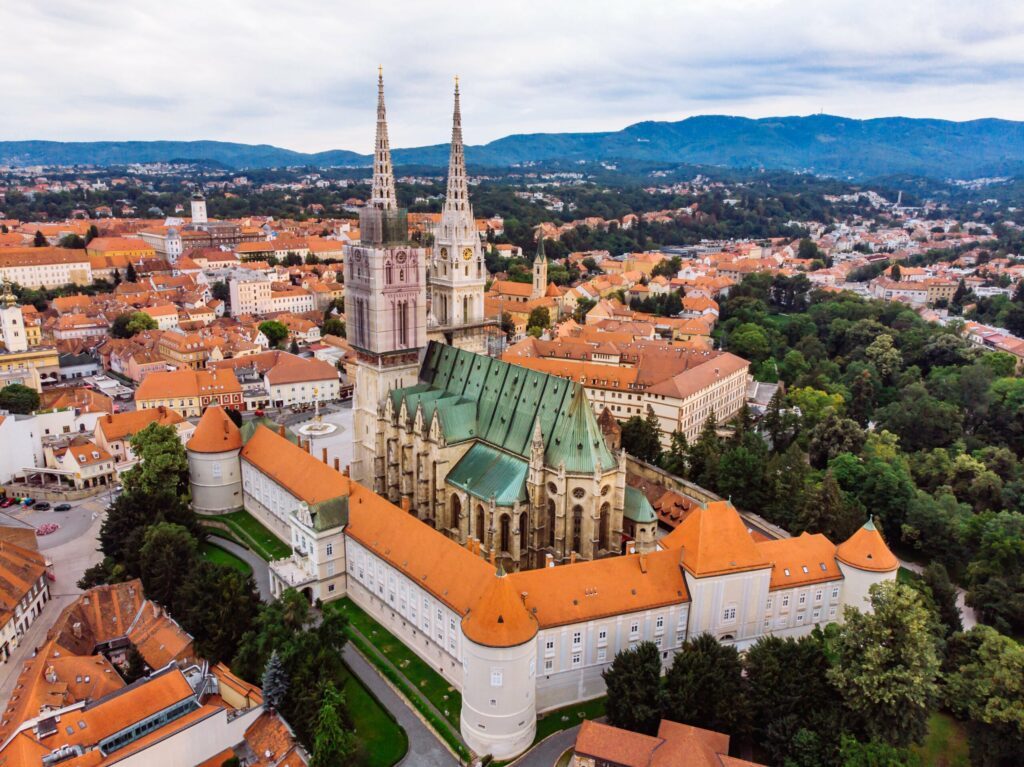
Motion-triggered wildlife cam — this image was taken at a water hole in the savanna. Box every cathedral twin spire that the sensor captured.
[370,71,472,225]
[371,67,398,211]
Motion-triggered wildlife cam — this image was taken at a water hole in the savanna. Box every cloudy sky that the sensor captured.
[4,0,1024,153]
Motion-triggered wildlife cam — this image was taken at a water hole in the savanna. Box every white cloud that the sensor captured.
[3,0,1024,152]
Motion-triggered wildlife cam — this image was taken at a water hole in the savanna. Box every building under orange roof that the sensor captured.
[660,501,770,577]
[241,424,348,505]
[835,518,899,572]
[94,406,185,443]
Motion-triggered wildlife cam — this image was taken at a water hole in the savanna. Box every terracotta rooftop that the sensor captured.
[188,404,243,454]
[835,518,899,572]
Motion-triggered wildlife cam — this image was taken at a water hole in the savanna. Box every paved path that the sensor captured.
[509,724,582,767]
[898,558,977,629]
[342,645,459,767]
[207,537,272,600]
[0,505,105,705]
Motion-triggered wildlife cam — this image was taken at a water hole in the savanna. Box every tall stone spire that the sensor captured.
[444,76,471,218]
[371,66,398,211]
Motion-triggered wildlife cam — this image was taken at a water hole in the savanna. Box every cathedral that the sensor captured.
[346,75,654,571]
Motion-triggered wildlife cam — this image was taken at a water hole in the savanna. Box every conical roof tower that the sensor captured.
[371,66,397,211]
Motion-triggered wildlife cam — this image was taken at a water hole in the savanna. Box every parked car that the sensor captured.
[0,498,16,508]
[53,503,72,512]
[33,502,51,511]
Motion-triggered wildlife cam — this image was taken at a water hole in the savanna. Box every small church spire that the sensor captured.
[443,75,471,217]
[371,68,397,211]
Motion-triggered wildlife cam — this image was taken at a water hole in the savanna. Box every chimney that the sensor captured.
[400,496,410,512]
[333,457,340,471]
[544,553,554,568]
[322,447,328,463]
[278,424,285,437]
[489,548,496,566]
[106,413,113,424]
[570,552,578,565]
[343,464,350,477]
[639,553,648,574]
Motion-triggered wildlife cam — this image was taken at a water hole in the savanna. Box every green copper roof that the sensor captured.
[624,486,657,524]
[389,342,616,475]
[309,496,349,532]
[241,416,298,445]
[447,442,528,507]
[544,385,618,474]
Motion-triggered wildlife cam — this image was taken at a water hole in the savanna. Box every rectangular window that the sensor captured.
[655,615,664,631]
[571,653,582,668]
[722,607,736,622]
[629,622,639,638]
[831,586,840,600]
[815,589,823,603]
[798,593,807,605]
[782,595,790,608]
[491,670,503,687]
[796,613,805,624]
[544,659,553,672]
[598,628,607,644]
[545,639,555,652]
[766,596,773,610]
[597,648,607,662]
[572,631,582,647]
[326,543,333,557]
[829,606,837,619]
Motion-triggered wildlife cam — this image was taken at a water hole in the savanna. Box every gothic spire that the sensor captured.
[443,76,472,218]
[371,67,397,211]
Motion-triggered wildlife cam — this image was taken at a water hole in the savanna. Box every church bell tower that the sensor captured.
[346,69,428,486]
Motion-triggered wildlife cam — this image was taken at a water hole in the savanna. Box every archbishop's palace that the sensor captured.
[186,73,899,760]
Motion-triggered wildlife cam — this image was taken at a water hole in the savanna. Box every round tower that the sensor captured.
[835,517,899,613]
[187,405,243,513]
[460,566,538,761]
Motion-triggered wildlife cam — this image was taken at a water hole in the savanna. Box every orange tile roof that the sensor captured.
[136,368,241,401]
[241,425,348,505]
[462,570,539,648]
[95,406,185,442]
[188,405,242,453]
[0,540,47,615]
[756,533,844,590]
[660,501,770,577]
[835,519,899,572]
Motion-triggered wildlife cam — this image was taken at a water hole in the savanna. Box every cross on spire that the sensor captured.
[371,68,397,211]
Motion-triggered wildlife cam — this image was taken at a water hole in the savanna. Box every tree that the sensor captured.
[602,641,663,735]
[659,430,688,478]
[259,320,289,348]
[837,735,917,767]
[662,633,746,736]
[763,388,799,452]
[123,422,192,500]
[875,382,962,452]
[312,681,358,767]
[289,338,300,354]
[687,413,721,488]
[865,334,903,383]
[176,560,260,663]
[828,582,941,748]
[121,644,149,683]
[112,268,122,286]
[59,233,86,249]
[944,625,1024,767]
[125,260,138,282]
[322,318,345,337]
[125,311,157,335]
[890,263,902,281]
[789,387,844,429]
[808,415,866,469]
[0,383,40,414]
[621,407,662,464]
[727,322,771,362]
[138,523,198,610]
[526,306,550,331]
[919,562,962,637]
[33,230,46,247]
[745,635,842,766]
[798,470,863,541]
[797,238,821,261]
[951,278,968,308]
[263,650,289,711]
[85,224,99,244]
[211,280,230,302]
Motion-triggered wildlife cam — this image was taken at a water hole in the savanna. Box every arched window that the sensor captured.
[572,505,583,552]
[547,499,556,548]
[385,262,393,285]
[500,514,511,553]
[519,511,528,553]
[450,494,462,531]
[599,502,611,551]
[476,504,486,541]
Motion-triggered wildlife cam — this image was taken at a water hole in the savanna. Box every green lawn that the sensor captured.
[328,598,471,760]
[898,566,921,585]
[199,541,252,576]
[217,510,292,561]
[339,662,408,767]
[535,697,605,743]
[913,712,970,767]
[330,598,462,728]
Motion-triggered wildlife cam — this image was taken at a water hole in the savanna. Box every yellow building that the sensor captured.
[85,236,156,260]
[0,347,60,392]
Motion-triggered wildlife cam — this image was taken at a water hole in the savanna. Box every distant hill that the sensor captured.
[4,115,1024,178]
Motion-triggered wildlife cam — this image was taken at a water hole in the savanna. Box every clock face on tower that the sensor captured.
[462,247,473,261]
[440,247,448,258]
[396,250,407,263]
